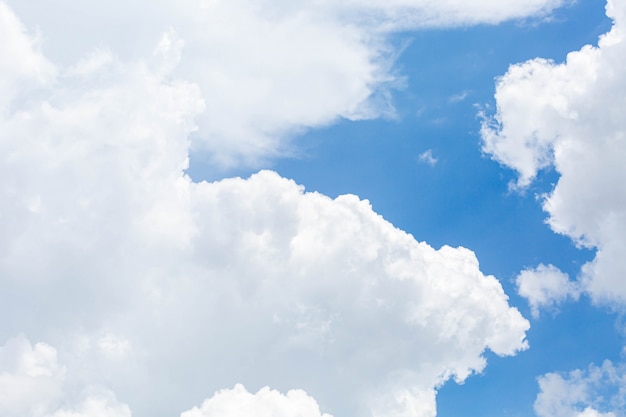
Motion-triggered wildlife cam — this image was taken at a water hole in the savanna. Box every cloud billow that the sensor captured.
[0,0,576,415]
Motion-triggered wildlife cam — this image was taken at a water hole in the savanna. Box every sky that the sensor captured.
[1,0,626,417]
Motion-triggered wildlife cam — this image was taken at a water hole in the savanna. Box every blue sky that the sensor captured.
[2,0,626,417]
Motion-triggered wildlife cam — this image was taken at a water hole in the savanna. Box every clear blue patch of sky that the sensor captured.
[187,0,618,415]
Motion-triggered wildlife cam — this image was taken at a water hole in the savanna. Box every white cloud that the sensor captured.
[577,409,617,417]
[180,384,332,417]
[48,390,132,417]
[481,0,626,306]
[534,361,625,417]
[0,4,534,416]
[97,334,131,360]
[0,1,55,111]
[0,336,132,417]
[516,264,580,318]
[0,335,65,417]
[4,0,568,169]
[418,149,438,166]
[449,91,470,103]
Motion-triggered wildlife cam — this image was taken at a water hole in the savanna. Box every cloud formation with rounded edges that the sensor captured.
[0,1,541,416]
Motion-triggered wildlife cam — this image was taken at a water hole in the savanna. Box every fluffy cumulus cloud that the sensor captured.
[0,335,131,417]
[180,384,332,417]
[481,0,626,306]
[6,0,567,168]
[534,361,626,417]
[516,264,580,318]
[0,2,543,416]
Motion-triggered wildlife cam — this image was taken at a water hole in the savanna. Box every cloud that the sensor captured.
[534,361,625,417]
[449,91,470,103]
[0,160,530,417]
[0,3,535,416]
[0,336,132,417]
[418,149,438,166]
[516,264,580,318]
[0,335,65,416]
[0,1,55,111]
[481,0,626,306]
[48,391,132,417]
[5,0,568,169]
[180,384,332,417]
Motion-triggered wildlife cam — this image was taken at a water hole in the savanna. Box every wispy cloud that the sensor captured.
[418,149,439,166]
[449,90,470,103]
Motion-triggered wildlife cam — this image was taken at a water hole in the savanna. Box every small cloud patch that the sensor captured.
[418,149,438,166]
[449,91,470,103]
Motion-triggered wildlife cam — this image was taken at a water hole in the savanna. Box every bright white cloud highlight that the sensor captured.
[0,2,534,416]
[180,385,332,417]
[534,361,626,417]
[481,0,626,306]
[516,264,580,318]
[4,0,568,168]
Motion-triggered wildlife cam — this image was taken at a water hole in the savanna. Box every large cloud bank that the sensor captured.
[0,0,568,416]
[6,0,567,167]
[482,0,626,306]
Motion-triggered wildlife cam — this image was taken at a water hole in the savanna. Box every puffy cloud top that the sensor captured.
[516,264,579,318]
[181,384,333,417]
